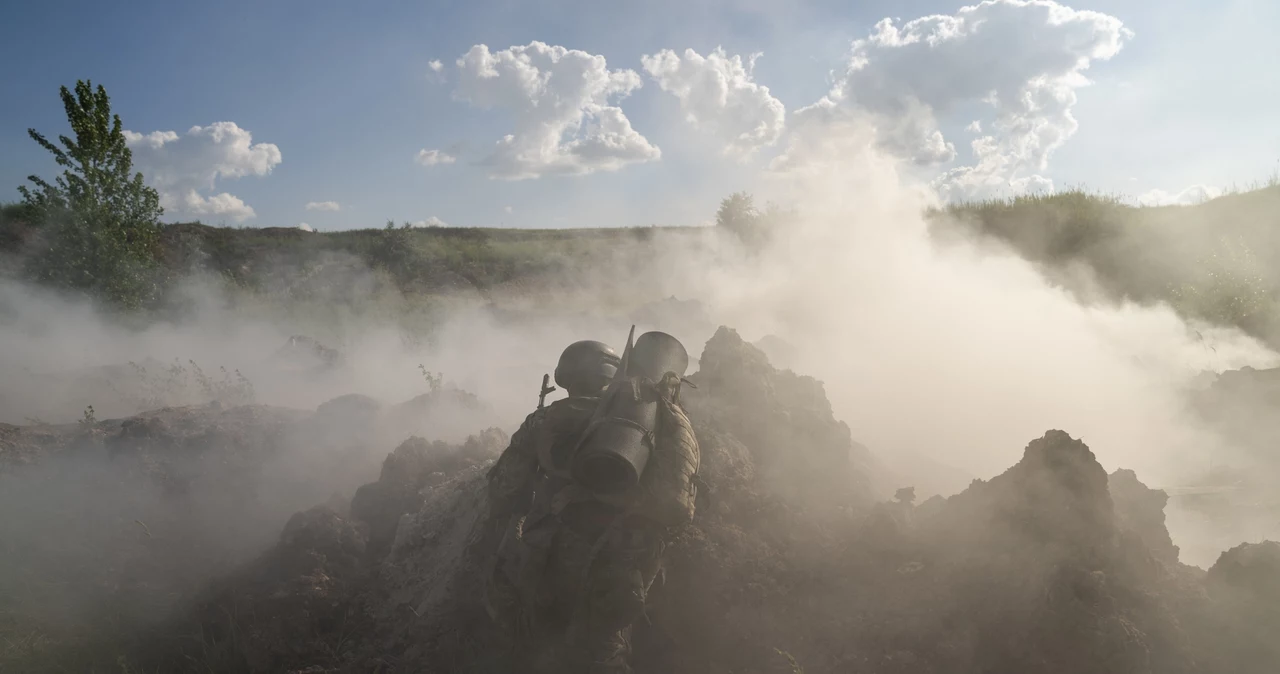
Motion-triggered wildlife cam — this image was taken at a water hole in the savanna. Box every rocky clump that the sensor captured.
[686,326,874,506]
[1110,468,1180,566]
[350,430,506,556]
[1208,540,1280,600]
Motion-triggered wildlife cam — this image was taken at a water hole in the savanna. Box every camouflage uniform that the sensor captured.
[484,396,672,674]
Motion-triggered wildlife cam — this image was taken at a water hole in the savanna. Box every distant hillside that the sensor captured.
[0,207,710,300]
[6,185,1280,345]
[156,221,706,294]
[932,184,1280,344]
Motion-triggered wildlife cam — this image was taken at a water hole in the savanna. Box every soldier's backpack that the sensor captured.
[531,395,601,480]
[631,372,700,529]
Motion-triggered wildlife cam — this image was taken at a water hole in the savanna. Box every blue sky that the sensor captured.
[1,0,1277,230]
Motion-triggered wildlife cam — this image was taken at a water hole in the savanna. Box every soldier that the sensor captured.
[485,332,700,674]
[483,341,621,650]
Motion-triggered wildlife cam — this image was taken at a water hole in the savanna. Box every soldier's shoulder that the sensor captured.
[542,396,600,426]
[548,395,602,410]
[549,395,600,414]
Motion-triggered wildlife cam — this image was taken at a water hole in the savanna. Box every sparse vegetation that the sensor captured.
[933,185,1280,344]
[418,365,444,393]
[114,359,256,411]
[10,181,1280,349]
[774,648,806,673]
[715,191,793,249]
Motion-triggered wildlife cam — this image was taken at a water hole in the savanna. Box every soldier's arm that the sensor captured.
[486,410,541,517]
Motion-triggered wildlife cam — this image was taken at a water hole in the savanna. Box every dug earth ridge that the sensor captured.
[4,327,1276,673]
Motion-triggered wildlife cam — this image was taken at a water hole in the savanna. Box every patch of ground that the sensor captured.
[0,389,496,673]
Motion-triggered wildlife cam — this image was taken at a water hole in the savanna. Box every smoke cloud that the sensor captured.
[1,104,1275,652]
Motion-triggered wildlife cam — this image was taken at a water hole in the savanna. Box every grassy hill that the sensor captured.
[0,205,709,297]
[933,183,1280,343]
[158,221,699,293]
[5,184,1280,345]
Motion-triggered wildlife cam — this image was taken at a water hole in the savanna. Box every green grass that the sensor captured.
[932,183,1280,343]
[6,181,1280,345]
[152,221,700,296]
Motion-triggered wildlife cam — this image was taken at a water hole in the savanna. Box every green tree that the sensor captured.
[716,191,758,238]
[716,191,791,249]
[18,80,164,308]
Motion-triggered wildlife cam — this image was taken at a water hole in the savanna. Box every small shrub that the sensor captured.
[418,365,444,393]
[114,359,255,411]
[774,648,805,674]
[716,191,791,249]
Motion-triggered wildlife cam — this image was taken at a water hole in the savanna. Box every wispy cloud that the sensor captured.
[416,149,457,166]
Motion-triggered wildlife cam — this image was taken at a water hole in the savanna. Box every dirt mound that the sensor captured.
[688,326,875,506]
[0,390,497,673]
[1110,468,1180,566]
[106,327,1280,672]
[1208,540,1280,598]
[351,430,507,556]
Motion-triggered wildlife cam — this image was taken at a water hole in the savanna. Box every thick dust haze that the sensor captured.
[693,117,1277,487]
[0,112,1275,658]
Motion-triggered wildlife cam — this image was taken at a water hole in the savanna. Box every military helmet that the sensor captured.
[555,340,620,396]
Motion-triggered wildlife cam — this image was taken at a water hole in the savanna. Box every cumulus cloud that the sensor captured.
[429,60,444,73]
[416,149,457,166]
[124,122,281,222]
[409,216,449,228]
[808,0,1130,201]
[452,41,660,179]
[305,201,341,212]
[297,223,314,232]
[1136,184,1224,207]
[641,47,786,157]
[177,192,257,221]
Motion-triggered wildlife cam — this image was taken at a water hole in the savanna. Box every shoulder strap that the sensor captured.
[534,396,598,480]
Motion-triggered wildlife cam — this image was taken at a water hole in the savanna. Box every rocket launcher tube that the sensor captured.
[571,330,690,493]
